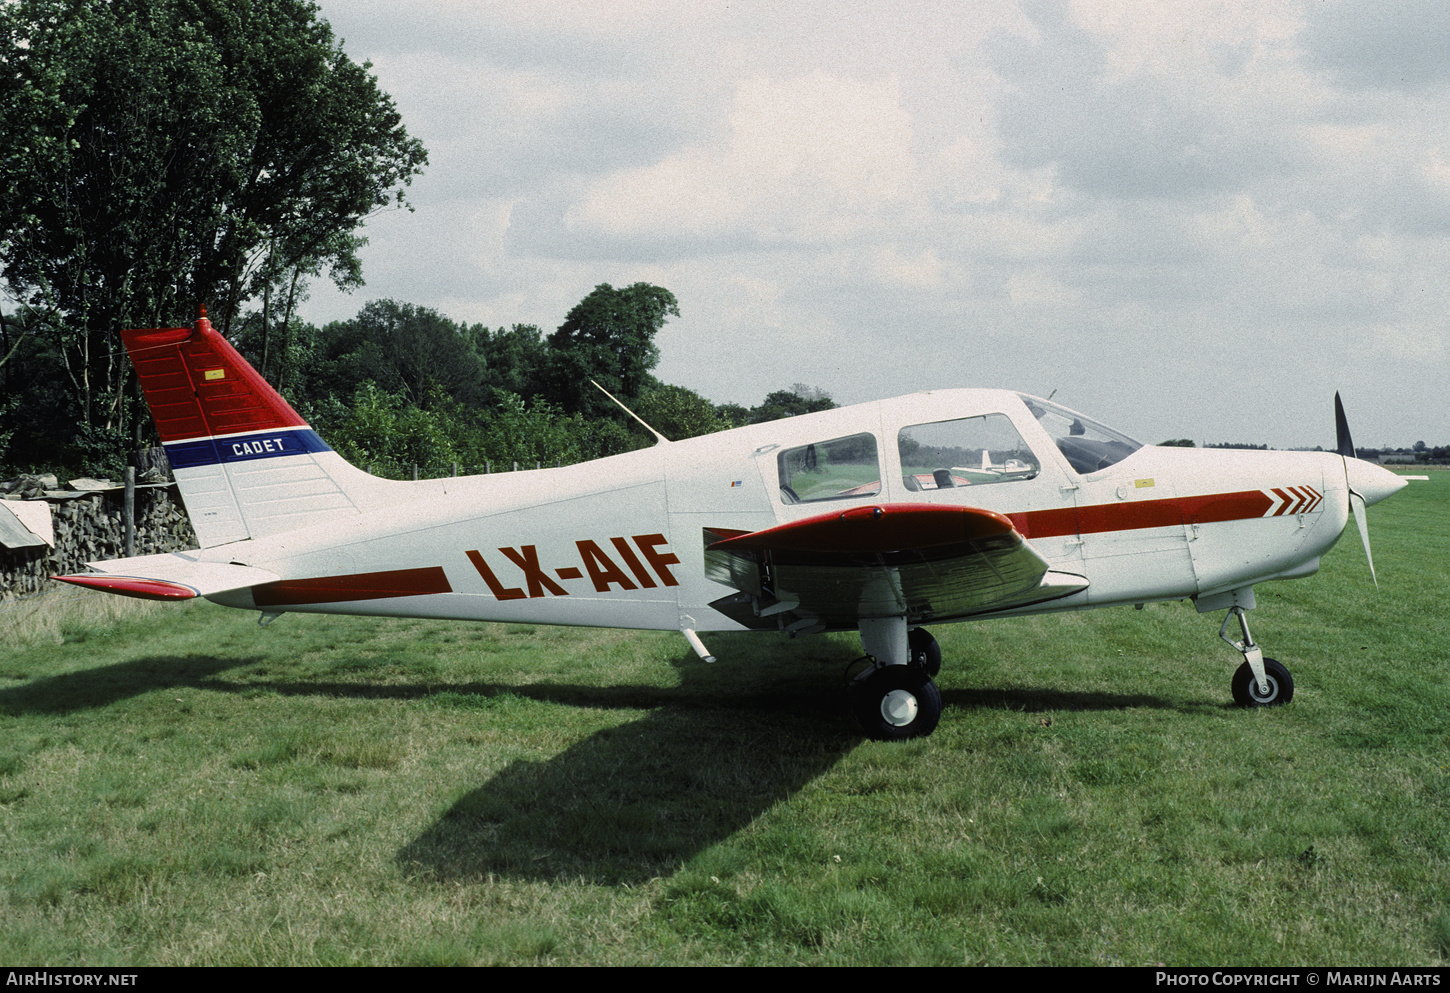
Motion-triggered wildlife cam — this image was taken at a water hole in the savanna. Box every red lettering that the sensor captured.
[465,549,526,601]
[610,537,657,589]
[576,540,637,592]
[632,534,680,587]
[499,545,569,598]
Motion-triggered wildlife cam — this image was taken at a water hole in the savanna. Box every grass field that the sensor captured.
[1,472,1446,966]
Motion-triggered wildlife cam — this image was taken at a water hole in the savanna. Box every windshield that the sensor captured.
[1017,393,1144,474]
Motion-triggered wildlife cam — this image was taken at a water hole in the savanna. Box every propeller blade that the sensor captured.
[1336,393,1382,587]
[1350,490,1377,588]
[1334,391,1355,458]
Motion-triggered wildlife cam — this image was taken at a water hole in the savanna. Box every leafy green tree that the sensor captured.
[313,383,457,478]
[748,385,837,424]
[475,392,585,467]
[1158,438,1196,447]
[0,0,425,471]
[634,384,733,440]
[477,323,550,402]
[544,283,679,414]
[714,402,750,429]
[310,300,484,408]
[307,382,632,479]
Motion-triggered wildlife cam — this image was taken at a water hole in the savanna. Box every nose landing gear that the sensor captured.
[1221,605,1294,707]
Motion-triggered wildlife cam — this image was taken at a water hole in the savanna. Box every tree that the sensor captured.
[477,323,550,402]
[634,384,732,440]
[0,0,426,469]
[309,301,484,408]
[748,385,836,424]
[714,402,750,429]
[545,283,678,414]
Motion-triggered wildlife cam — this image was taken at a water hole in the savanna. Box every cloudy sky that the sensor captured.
[304,0,1450,449]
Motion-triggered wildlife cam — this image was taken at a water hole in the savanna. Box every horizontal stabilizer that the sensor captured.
[55,554,280,601]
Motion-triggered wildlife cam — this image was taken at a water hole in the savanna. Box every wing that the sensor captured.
[703,503,1087,633]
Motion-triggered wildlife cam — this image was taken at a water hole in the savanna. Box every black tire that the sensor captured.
[854,665,943,740]
[908,627,942,678]
[1231,657,1294,707]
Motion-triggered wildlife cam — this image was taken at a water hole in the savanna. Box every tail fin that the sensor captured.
[124,310,388,548]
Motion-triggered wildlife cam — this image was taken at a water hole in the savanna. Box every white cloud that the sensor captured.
[565,73,917,244]
[299,0,1450,445]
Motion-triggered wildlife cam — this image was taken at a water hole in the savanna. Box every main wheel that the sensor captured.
[854,665,942,740]
[1231,657,1294,707]
[908,627,942,678]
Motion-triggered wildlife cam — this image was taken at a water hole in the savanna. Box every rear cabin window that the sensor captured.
[897,414,1040,491]
[777,433,881,503]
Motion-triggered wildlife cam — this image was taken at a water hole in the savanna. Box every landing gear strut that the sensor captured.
[1220,606,1294,707]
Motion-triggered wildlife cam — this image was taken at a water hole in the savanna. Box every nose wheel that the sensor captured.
[1221,606,1294,707]
[1231,657,1294,707]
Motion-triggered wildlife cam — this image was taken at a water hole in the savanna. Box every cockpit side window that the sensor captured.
[897,414,1040,491]
[1017,393,1144,474]
[777,433,881,503]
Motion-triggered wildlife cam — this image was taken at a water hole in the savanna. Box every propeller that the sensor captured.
[1335,392,1377,587]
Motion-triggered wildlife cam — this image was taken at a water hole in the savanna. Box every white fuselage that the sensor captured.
[194,389,1370,637]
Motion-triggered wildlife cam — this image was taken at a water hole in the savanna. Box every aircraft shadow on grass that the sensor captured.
[391,645,1183,887]
[0,654,263,716]
[2,639,1185,886]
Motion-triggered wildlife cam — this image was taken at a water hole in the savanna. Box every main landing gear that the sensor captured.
[850,618,944,740]
[1220,605,1294,707]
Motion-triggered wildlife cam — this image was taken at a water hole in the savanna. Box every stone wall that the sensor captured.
[0,485,198,600]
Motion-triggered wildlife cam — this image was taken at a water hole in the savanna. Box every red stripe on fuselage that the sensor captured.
[252,566,453,607]
[1008,490,1276,539]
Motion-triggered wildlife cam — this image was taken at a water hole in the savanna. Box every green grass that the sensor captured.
[0,471,1446,965]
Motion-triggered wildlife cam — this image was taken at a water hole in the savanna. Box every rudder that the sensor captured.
[124,310,383,548]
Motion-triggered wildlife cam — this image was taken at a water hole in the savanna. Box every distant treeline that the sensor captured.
[1,286,838,480]
[1359,444,1450,465]
[1159,438,1448,463]
[1157,440,1272,450]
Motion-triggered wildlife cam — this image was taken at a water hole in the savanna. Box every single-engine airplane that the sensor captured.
[57,312,1407,739]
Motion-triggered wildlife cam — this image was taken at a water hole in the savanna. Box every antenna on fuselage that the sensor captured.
[590,379,671,445]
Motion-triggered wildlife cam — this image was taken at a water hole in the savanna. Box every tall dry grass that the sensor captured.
[0,585,162,647]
